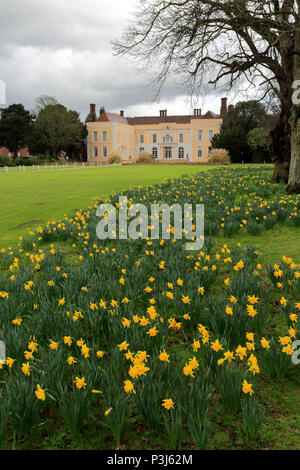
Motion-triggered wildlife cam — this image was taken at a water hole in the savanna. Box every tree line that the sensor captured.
[0,96,87,161]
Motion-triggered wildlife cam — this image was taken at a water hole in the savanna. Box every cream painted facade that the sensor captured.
[86,101,227,163]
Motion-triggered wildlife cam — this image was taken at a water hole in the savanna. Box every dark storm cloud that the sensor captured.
[0,0,226,119]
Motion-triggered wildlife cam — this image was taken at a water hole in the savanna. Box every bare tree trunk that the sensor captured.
[287,107,300,193]
[270,106,291,183]
[271,32,294,184]
[287,5,300,194]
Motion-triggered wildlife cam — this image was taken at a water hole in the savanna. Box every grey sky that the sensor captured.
[0,0,232,120]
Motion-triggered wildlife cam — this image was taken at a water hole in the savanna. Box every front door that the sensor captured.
[164,147,172,159]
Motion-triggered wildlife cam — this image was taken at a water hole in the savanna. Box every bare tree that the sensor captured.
[114,0,300,192]
[33,95,58,115]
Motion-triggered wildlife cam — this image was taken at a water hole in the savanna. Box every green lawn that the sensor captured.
[1,164,299,265]
[0,165,212,248]
[216,225,300,264]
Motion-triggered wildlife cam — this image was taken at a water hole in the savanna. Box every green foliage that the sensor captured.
[29,104,87,159]
[242,398,265,440]
[212,101,270,163]
[0,104,34,157]
[133,374,164,431]
[215,366,243,413]
[212,125,251,163]
[59,386,93,437]
[258,340,295,379]
[187,376,211,449]
[188,417,210,450]
[163,409,184,450]
[6,376,39,440]
[0,155,15,167]
[247,128,270,163]
[0,389,9,449]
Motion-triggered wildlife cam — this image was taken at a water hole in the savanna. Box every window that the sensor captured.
[178,147,184,159]
[140,134,144,144]
[139,147,145,154]
[152,147,158,159]
[153,134,157,144]
[198,130,203,141]
[93,147,98,158]
[102,131,107,142]
[179,133,184,143]
[102,146,108,157]
[208,146,212,156]
[93,131,98,142]
[163,134,173,144]
[118,132,121,143]
[197,147,203,158]
[209,130,214,140]
[164,147,172,159]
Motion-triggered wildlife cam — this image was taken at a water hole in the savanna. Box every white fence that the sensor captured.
[0,161,122,174]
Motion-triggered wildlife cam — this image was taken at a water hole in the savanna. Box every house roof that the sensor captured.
[96,112,129,124]
[95,110,220,125]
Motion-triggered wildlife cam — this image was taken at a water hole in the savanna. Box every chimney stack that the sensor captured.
[220,97,228,120]
[194,109,201,116]
[120,110,124,117]
[89,103,96,121]
[100,106,105,116]
[159,110,167,117]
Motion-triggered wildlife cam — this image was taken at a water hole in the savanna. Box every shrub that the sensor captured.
[136,151,155,164]
[15,158,34,166]
[35,154,57,164]
[108,152,122,164]
[0,155,14,167]
[208,148,231,165]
